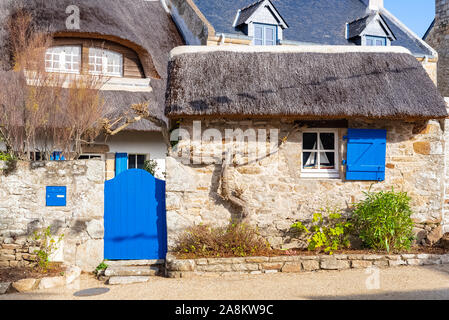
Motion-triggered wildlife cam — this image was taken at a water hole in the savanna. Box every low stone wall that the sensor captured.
[0,160,105,271]
[0,237,40,268]
[165,253,449,278]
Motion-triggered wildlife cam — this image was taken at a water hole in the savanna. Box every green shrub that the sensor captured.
[0,152,17,175]
[291,207,352,255]
[352,189,414,252]
[143,159,158,176]
[31,226,64,272]
[174,222,272,258]
[95,262,108,273]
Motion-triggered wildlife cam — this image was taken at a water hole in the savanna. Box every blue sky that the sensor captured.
[384,0,435,38]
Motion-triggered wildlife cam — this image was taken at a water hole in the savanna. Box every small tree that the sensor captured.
[0,9,107,160]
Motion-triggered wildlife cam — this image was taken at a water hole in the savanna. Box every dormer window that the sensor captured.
[45,46,81,74]
[254,23,277,45]
[365,35,387,46]
[346,13,395,47]
[233,0,288,46]
[88,48,123,77]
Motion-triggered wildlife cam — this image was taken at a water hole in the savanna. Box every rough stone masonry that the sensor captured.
[166,118,447,250]
[0,160,104,271]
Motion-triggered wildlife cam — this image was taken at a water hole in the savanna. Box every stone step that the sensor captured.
[108,276,151,285]
[105,266,161,277]
[105,259,165,267]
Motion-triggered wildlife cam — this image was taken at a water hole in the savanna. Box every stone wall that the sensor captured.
[165,253,449,278]
[425,0,449,95]
[0,160,105,271]
[166,118,446,249]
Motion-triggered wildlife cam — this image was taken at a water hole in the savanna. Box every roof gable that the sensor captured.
[348,13,396,41]
[234,0,288,29]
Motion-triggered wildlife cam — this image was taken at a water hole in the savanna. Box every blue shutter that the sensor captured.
[345,129,387,181]
[115,153,128,176]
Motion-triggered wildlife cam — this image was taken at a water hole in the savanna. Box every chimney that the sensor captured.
[369,0,384,11]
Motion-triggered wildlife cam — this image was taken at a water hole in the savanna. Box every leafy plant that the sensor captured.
[31,226,64,272]
[143,159,158,176]
[95,262,108,273]
[291,207,352,255]
[175,222,272,258]
[0,152,17,176]
[352,188,414,252]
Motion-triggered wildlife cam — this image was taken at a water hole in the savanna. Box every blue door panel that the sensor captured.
[104,169,167,260]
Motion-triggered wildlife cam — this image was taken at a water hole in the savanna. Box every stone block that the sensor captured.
[245,257,269,263]
[168,259,195,271]
[12,278,39,293]
[281,262,302,273]
[351,260,373,269]
[38,276,65,290]
[0,282,11,295]
[320,258,350,270]
[86,219,104,239]
[413,142,431,155]
[389,259,407,267]
[108,276,150,285]
[261,262,283,270]
[301,260,320,271]
[231,263,259,272]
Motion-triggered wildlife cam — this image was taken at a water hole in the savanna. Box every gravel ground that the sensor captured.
[2,264,449,300]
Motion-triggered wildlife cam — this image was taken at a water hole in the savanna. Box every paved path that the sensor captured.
[2,264,449,300]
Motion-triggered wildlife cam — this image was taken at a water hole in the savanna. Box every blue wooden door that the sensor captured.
[104,169,167,260]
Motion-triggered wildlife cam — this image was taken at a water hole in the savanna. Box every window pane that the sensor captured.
[320,152,335,169]
[303,133,318,150]
[137,155,146,169]
[255,26,263,39]
[265,27,274,41]
[303,152,318,169]
[265,40,275,46]
[254,39,263,45]
[128,154,136,169]
[320,133,335,150]
[366,39,374,46]
[376,39,384,46]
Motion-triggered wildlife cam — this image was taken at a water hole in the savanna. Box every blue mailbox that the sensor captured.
[46,186,67,206]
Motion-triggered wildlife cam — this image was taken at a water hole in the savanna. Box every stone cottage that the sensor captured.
[164,45,448,249]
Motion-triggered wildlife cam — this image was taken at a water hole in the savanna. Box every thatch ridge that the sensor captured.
[165,49,448,120]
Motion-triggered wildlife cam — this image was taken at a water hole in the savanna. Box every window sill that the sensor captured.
[300,172,340,179]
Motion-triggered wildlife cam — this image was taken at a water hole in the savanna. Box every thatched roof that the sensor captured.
[165,46,448,120]
[0,0,184,132]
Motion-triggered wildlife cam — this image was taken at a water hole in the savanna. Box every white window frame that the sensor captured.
[79,153,105,160]
[45,45,81,74]
[301,129,340,179]
[88,48,123,77]
[128,154,147,169]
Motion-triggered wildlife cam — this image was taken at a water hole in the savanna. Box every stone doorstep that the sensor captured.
[108,276,151,285]
[104,266,161,277]
[105,259,165,267]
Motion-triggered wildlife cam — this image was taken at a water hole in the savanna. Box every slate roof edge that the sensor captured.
[379,8,437,58]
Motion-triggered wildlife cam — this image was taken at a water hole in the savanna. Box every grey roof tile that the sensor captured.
[192,0,434,57]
